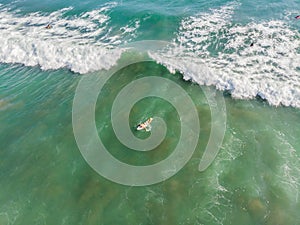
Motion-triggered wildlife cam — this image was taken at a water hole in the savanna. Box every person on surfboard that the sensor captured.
[45,24,52,29]
[137,118,153,131]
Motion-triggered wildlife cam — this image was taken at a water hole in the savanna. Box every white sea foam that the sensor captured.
[149,3,300,108]
[0,4,139,73]
[1,3,300,108]
[272,128,300,203]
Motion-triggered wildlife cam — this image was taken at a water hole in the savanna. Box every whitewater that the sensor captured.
[0,2,299,108]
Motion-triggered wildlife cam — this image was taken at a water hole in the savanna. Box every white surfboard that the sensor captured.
[136,117,153,131]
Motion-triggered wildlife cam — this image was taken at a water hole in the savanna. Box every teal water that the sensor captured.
[1,61,300,224]
[1,0,300,224]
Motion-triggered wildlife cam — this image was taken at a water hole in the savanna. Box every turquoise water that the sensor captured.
[1,0,300,224]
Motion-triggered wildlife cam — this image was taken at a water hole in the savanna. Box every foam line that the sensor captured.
[149,3,300,108]
[0,4,140,73]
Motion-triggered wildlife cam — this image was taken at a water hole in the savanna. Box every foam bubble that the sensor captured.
[0,4,140,73]
[273,129,300,203]
[149,3,300,108]
[1,3,300,107]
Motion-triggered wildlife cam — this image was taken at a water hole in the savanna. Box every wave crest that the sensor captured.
[0,4,139,73]
[149,3,300,108]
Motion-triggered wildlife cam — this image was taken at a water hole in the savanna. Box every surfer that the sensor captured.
[137,118,153,131]
[45,24,52,29]
[295,15,300,19]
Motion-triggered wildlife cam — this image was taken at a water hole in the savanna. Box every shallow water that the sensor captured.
[1,60,300,224]
[0,0,300,224]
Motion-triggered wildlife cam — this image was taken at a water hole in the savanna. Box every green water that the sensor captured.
[0,61,300,225]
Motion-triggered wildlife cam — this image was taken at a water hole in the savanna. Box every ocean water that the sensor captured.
[0,0,300,224]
